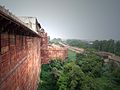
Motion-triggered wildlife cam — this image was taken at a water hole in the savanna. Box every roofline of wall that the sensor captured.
[0,6,40,37]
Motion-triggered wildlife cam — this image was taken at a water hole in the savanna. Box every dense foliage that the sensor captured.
[50,38,62,44]
[65,39,90,48]
[38,51,120,90]
[38,60,64,90]
[65,39,120,56]
[38,39,120,90]
[92,39,120,56]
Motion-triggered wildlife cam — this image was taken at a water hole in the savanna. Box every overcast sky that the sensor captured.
[0,0,120,40]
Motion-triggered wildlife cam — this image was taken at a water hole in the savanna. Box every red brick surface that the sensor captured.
[48,44,68,61]
[0,32,41,90]
[40,32,68,64]
[0,8,68,90]
[41,32,49,64]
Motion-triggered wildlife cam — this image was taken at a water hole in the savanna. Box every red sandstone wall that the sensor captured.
[48,45,68,61]
[0,32,41,90]
[41,32,49,64]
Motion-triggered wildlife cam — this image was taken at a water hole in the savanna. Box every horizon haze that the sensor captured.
[0,0,120,40]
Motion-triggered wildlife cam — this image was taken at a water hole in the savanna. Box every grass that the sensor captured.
[67,50,76,61]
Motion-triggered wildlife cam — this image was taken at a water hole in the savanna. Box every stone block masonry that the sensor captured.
[0,31,41,90]
[0,5,68,90]
[41,30,49,64]
[48,44,68,61]
[0,6,43,90]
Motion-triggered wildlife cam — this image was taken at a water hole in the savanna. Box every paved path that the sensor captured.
[59,42,84,54]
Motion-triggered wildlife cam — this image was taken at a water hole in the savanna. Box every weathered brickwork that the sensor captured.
[0,5,68,90]
[41,31,49,64]
[0,6,42,90]
[48,44,68,61]
[0,32,41,90]
[40,32,69,64]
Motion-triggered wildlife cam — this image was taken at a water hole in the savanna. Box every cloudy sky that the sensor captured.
[0,0,120,40]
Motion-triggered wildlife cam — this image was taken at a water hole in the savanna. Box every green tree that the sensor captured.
[58,62,85,90]
[115,41,120,56]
